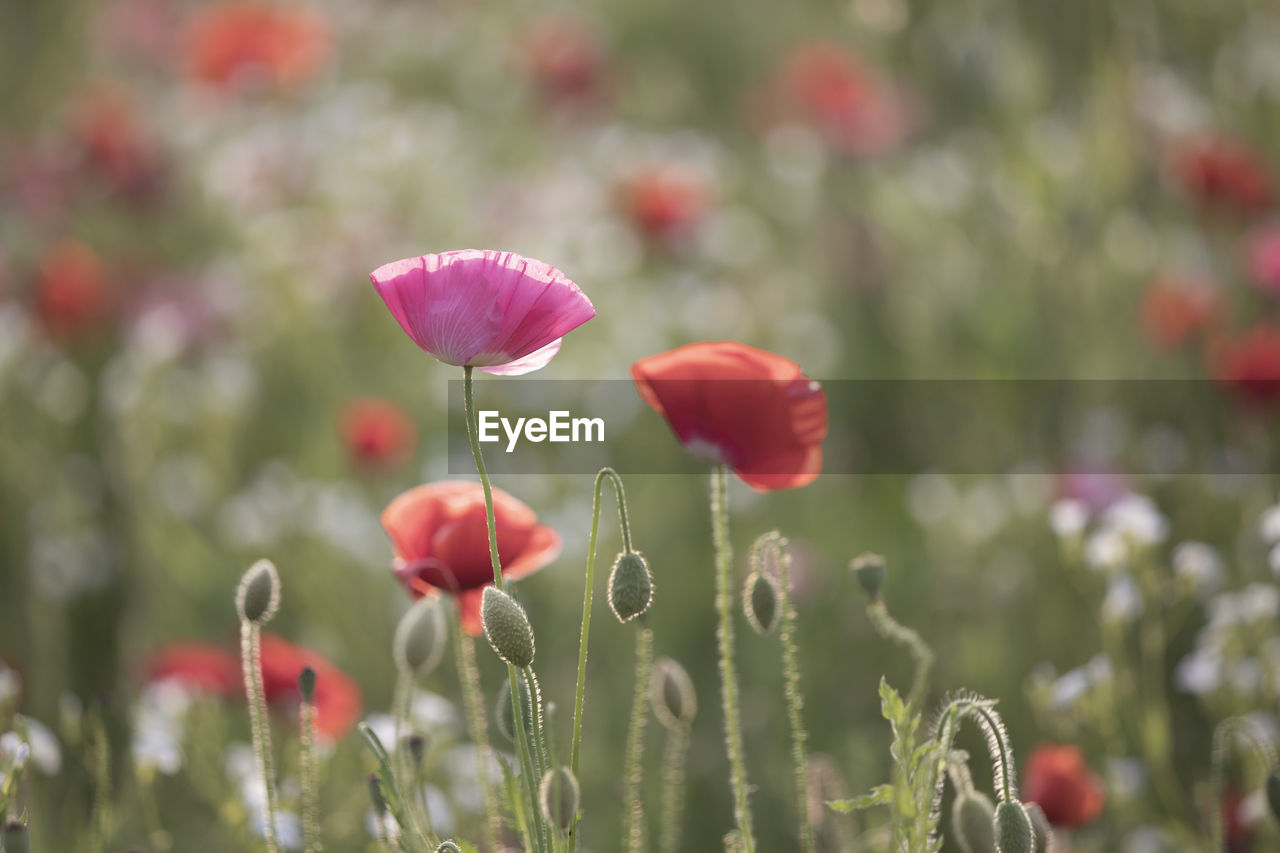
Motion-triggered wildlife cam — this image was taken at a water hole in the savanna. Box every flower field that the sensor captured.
[3,1,1280,851]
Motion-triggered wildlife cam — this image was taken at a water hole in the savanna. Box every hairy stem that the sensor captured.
[865,599,934,715]
[241,622,279,853]
[623,626,655,853]
[658,723,691,853]
[768,536,814,853]
[300,696,321,852]
[1211,716,1278,853]
[450,613,501,851]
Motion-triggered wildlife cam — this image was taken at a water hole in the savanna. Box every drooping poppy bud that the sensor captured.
[608,551,653,623]
[851,552,885,599]
[236,559,280,624]
[651,657,697,728]
[393,597,447,676]
[743,571,779,635]
[496,676,534,743]
[481,586,535,668]
[539,765,580,830]
[993,800,1034,853]
[951,789,996,853]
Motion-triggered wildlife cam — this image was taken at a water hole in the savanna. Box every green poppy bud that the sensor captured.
[297,665,316,702]
[407,733,426,767]
[367,773,387,816]
[481,586,535,668]
[1267,766,1280,824]
[650,656,697,728]
[1024,801,1051,853]
[744,571,779,635]
[394,596,447,676]
[608,551,653,623]
[2,821,28,853]
[993,800,1034,853]
[952,789,996,853]
[236,559,280,624]
[850,553,885,599]
[539,766,580,830]
[496,676,533,743]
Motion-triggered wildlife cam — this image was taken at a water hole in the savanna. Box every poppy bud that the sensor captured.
[851,553,885,599]
[993,801,1034,853]
[236,559,280,624]
[608,551,653,623]
[367,773,387,815]
[496,676,534,742]
[393,596,447,676]
[1267,766,1280,823]
[650,657,697,728]
[952,789,996,853]
[2,821,28,853]
[407,733,426,767]
[539,765,580,829]
[1024,801,1051,853]
[481,586,535,668]
[298,665,316,702]
[436,843,462,853]
[743,571,779,635]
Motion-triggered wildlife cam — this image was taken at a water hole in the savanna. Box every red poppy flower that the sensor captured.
[521,17,606,105]
[1138,275,1219,350]
[1222,787,1255,853]
[381,481,562,636]
[33,240,113,341]
[71,84,163,198]
[182,2,331,91]
[1246,225,1280,295]
[1212,325,1280,403]
[1171,136,1272,217]
[619,166,708,245]
[258,634,362,740]
[1022,744,1105,828]
[631,341,827,491]
[339,397,417,471]
[146,643,240,695]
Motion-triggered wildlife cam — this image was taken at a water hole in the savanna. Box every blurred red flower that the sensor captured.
[619,166,708,245]
[339,397,417,471]
[1222,787,1255,853]
[1022,743,1105,828]
[33,240,113,341]
[521,17,606,105]
[631,341,828,491]
[71,84,164,198]
[1245,225,1280,295]
[147,643,240,695]
[1139,275,1219,349]
[258,634,362,740]
[1171,136,1272,218]
[772,42,909,156]
[1212,325,1280,403]
[381,481,561,635]
[183,2,331,91]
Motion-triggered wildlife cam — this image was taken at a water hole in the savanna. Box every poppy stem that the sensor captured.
[462,365,504,590]
[569,467,632,852]
[622,625,654,853]
[239,621,279,853]
[711,466,756,853]
[657,719,690,853]
[299,689,321,853]
[760,534,815,853]
[864,598,933,716]
[1210,716,1277,853]
[449,610,502,851]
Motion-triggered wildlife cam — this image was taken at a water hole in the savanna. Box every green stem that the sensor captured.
[393,672,431,843]
[772,540,814,853]
[864,600,934,715]
[241,622,279,853]
[525,667,554,853]
[623,626,655,853]
[450,612,501,851]
[711,466,756,853]
[570,467,632,851]
[657,723,690,853]
[462,365,504,590]
[300,698,321,853]
[1210,716,1278,853]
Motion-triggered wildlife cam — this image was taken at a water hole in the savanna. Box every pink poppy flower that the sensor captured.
[369,250,595,376]
[1246,225,1280,295]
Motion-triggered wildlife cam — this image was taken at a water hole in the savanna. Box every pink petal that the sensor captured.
[479,338,562,375]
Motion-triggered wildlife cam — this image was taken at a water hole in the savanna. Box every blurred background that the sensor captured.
[4,0,1280,850]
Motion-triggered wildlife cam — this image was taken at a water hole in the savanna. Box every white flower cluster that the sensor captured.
[1175,583,1280,697]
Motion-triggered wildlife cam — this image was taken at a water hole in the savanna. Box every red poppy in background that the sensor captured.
[146,643,240,695]
[772,42,909,156]
[1245,225,1280,295]
[71,84,163,198]
[1212,325,1280,404]
[631,341,828,491]
[619,166,708,245]
[1022,743,1105,828]
[258,634,362,740]
[1171,136,1272,218]
[521,17,606,105]
[33,240,113,341]
[339,397,417,471]
[183,1,331,91]
[1222,787,1255,853]
[381,481,561,635]
[1138,275,1218,349]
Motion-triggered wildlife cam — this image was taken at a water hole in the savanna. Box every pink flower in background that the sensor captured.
[182,1,331,92]
[1246,225,1280,294]
[1171,136,1272,218]
[521,17,607,106]
[619,166,708,245]
[33,240,114,341]
[1212,325,1280,403]
[1138,274,1219,349]
[369,250,594,375]
[339,397,417,471]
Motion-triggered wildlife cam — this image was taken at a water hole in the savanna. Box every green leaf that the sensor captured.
[879,677,906,725]
[826,785,895,813]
